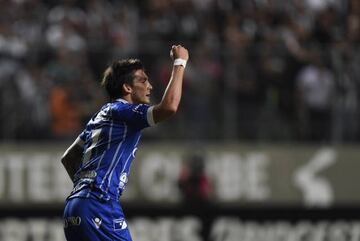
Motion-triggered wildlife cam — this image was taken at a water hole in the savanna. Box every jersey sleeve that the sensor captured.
[112,103,156,130]
[76,130,87,147]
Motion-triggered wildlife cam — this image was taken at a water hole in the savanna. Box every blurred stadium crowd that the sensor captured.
[0,0,359,142]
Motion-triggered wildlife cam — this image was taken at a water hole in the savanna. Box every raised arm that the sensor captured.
[152,45,189,123]
[61,137,84,182]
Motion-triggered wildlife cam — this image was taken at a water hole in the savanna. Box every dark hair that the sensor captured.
[101,58,144,100]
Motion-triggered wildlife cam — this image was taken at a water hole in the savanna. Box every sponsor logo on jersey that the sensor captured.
[113,218,127,231]
[119,172,128,189]
[64,216,82,228]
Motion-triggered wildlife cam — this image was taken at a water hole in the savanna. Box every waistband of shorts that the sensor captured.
[67,186,121,202]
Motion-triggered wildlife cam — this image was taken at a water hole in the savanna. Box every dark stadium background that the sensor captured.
[0,0,359,240]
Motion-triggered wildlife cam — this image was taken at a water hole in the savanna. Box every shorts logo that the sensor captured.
[64,216,82,228]
[113,218,127,231]
[92,217,102,229]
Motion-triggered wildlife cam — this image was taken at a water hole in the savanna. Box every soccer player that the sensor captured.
[61,45,189,241]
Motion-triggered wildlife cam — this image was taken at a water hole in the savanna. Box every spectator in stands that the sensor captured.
[296,50,336,141]
[178,152,213,205]
[0,0,358,142]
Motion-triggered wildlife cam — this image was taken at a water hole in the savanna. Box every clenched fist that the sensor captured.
[170,45,189,61]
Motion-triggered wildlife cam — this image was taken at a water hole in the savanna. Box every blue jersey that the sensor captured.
[68,98,155,201]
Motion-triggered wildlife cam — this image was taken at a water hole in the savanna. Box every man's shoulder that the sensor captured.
[110,101,132,112]
[112,101,150,110]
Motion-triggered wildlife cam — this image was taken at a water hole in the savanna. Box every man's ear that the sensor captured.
[122,83,132,94]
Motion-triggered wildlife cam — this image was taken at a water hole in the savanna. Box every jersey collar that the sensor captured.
[115,98,128,103]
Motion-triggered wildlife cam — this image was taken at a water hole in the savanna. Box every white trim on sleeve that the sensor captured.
[147,106,156,127]
[75,136,85,147]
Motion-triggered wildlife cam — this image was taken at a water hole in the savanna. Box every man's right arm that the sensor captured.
[61,137,84,182]
[152,45,189,123]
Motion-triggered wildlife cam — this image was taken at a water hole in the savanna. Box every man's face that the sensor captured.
[129,69,153,104]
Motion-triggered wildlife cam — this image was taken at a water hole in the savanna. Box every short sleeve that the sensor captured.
[112,103,156,130]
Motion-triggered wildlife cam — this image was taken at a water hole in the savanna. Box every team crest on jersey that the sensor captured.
[92,217,102,229]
